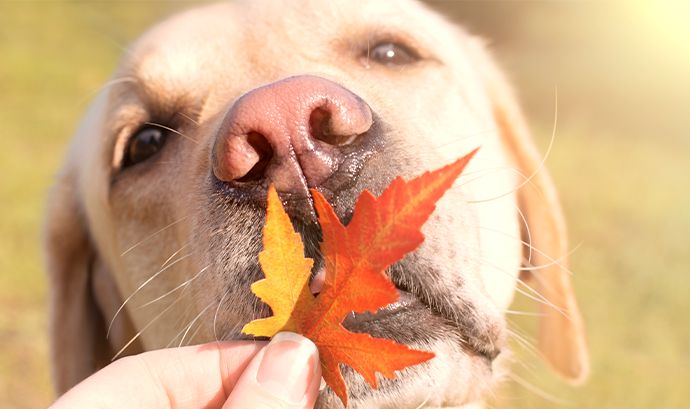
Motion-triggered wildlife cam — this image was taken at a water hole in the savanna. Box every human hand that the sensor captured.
[49,332,321,409]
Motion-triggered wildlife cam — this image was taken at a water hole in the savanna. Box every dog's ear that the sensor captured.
[44,170,109,393]
[43,94,140,395]
[466,37,589,383]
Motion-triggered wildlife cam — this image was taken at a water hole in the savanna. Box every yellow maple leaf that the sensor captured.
[241,187,315,337]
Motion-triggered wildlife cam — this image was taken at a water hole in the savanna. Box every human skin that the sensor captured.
[49,332,321,409]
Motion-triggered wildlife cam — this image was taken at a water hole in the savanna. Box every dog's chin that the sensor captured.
[316,290,495,408]
[318,354,493,409]
[309,303,495,408]
[209,262,498,408]
[208,261,498,408]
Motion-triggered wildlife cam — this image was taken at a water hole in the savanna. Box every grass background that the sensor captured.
[0,1,688,408]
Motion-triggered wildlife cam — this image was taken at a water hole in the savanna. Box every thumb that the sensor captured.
[223,332,322,409]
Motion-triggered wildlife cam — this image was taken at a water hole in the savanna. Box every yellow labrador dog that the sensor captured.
[44,0,588,407]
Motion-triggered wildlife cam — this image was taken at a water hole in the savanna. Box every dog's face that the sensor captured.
[44,1,588,407]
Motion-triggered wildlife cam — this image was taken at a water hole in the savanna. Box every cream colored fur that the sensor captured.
[44,1,588,407]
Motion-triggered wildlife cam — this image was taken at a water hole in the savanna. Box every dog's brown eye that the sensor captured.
[369,42,420,66]
[123,126,168,168]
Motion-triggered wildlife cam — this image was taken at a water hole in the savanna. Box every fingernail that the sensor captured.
[256,332,318,404]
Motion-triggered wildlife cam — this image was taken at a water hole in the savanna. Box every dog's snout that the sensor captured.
[212,75,373,196]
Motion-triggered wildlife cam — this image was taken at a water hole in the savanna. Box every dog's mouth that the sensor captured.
[306,264,501,363]
[342,290,418,327]
[208,153,502,363]
[207,170,502,407]
[308,266,417,328]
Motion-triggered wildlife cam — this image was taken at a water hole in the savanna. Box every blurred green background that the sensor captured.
[0,1,688,408]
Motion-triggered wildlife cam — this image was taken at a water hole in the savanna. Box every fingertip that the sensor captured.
[224,332,321,409]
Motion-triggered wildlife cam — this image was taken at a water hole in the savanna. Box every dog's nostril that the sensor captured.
[309,107,359,147]
[236,132,273,183]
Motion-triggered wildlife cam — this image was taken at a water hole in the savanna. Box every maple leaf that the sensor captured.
[241,186,316,336]
[242,149,478,406]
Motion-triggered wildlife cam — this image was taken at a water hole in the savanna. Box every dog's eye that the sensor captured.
[369,42,420,66]
[123,126,168,168]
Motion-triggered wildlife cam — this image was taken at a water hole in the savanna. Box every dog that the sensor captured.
[43,1,588,407]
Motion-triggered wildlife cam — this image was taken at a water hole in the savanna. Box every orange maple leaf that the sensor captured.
[242,149,478,406]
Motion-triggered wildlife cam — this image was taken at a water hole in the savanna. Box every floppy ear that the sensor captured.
[466,37,589,383]
[44,169,108,393]
[43,98,141,395]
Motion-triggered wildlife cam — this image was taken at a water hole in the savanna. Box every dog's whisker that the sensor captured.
[458,166,539,204]
[144,121,200,145]
[525,269,580,315]
[476,225,576,276]
[464,88,559,206]
[516,205,533,264]
[478,257,548,301]
[512,355,539,375]
[162,306,193,348]
[523,253,573,275]
[520,242,582,272]
[107,253,193,338]
[452,166,540,205]
[213,287,232,342]
[507,321,538,344]
[524,86,559,192]
[75,76,137,108]
[502,351,538,379]
[515,278,552,313]
[411,376,436,408]
[480,257,567,316]
[429,128,499,150]
[504,309,544,317]
[476,88,558,206]
[508,373,572,406]
[472,197,535,266]
[505,326,539,358]
[111,286,189,361]
[183,321,205,347]
[519,251,572,273]
[172,301,216,348]
[160,243,191,268]
[458,165,530,180]
[176,111,200,127]
[513,283,566,316]
[136,265,209,310]
[508,331,542,359]
[120,216,189,256]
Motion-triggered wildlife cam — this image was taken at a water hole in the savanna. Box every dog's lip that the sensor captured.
[309,267,418,327]
[342,290,418,327]
[308,266,500,362]
[340,288,500,362]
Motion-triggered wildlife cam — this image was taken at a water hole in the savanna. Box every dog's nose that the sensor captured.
[212,75,373,196]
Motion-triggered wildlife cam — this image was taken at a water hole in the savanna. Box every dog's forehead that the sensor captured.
[122,3,240,99]
[122,0,462,93]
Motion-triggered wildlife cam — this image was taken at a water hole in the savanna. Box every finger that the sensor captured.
[223,332,322,409]
[50,341,265,409]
